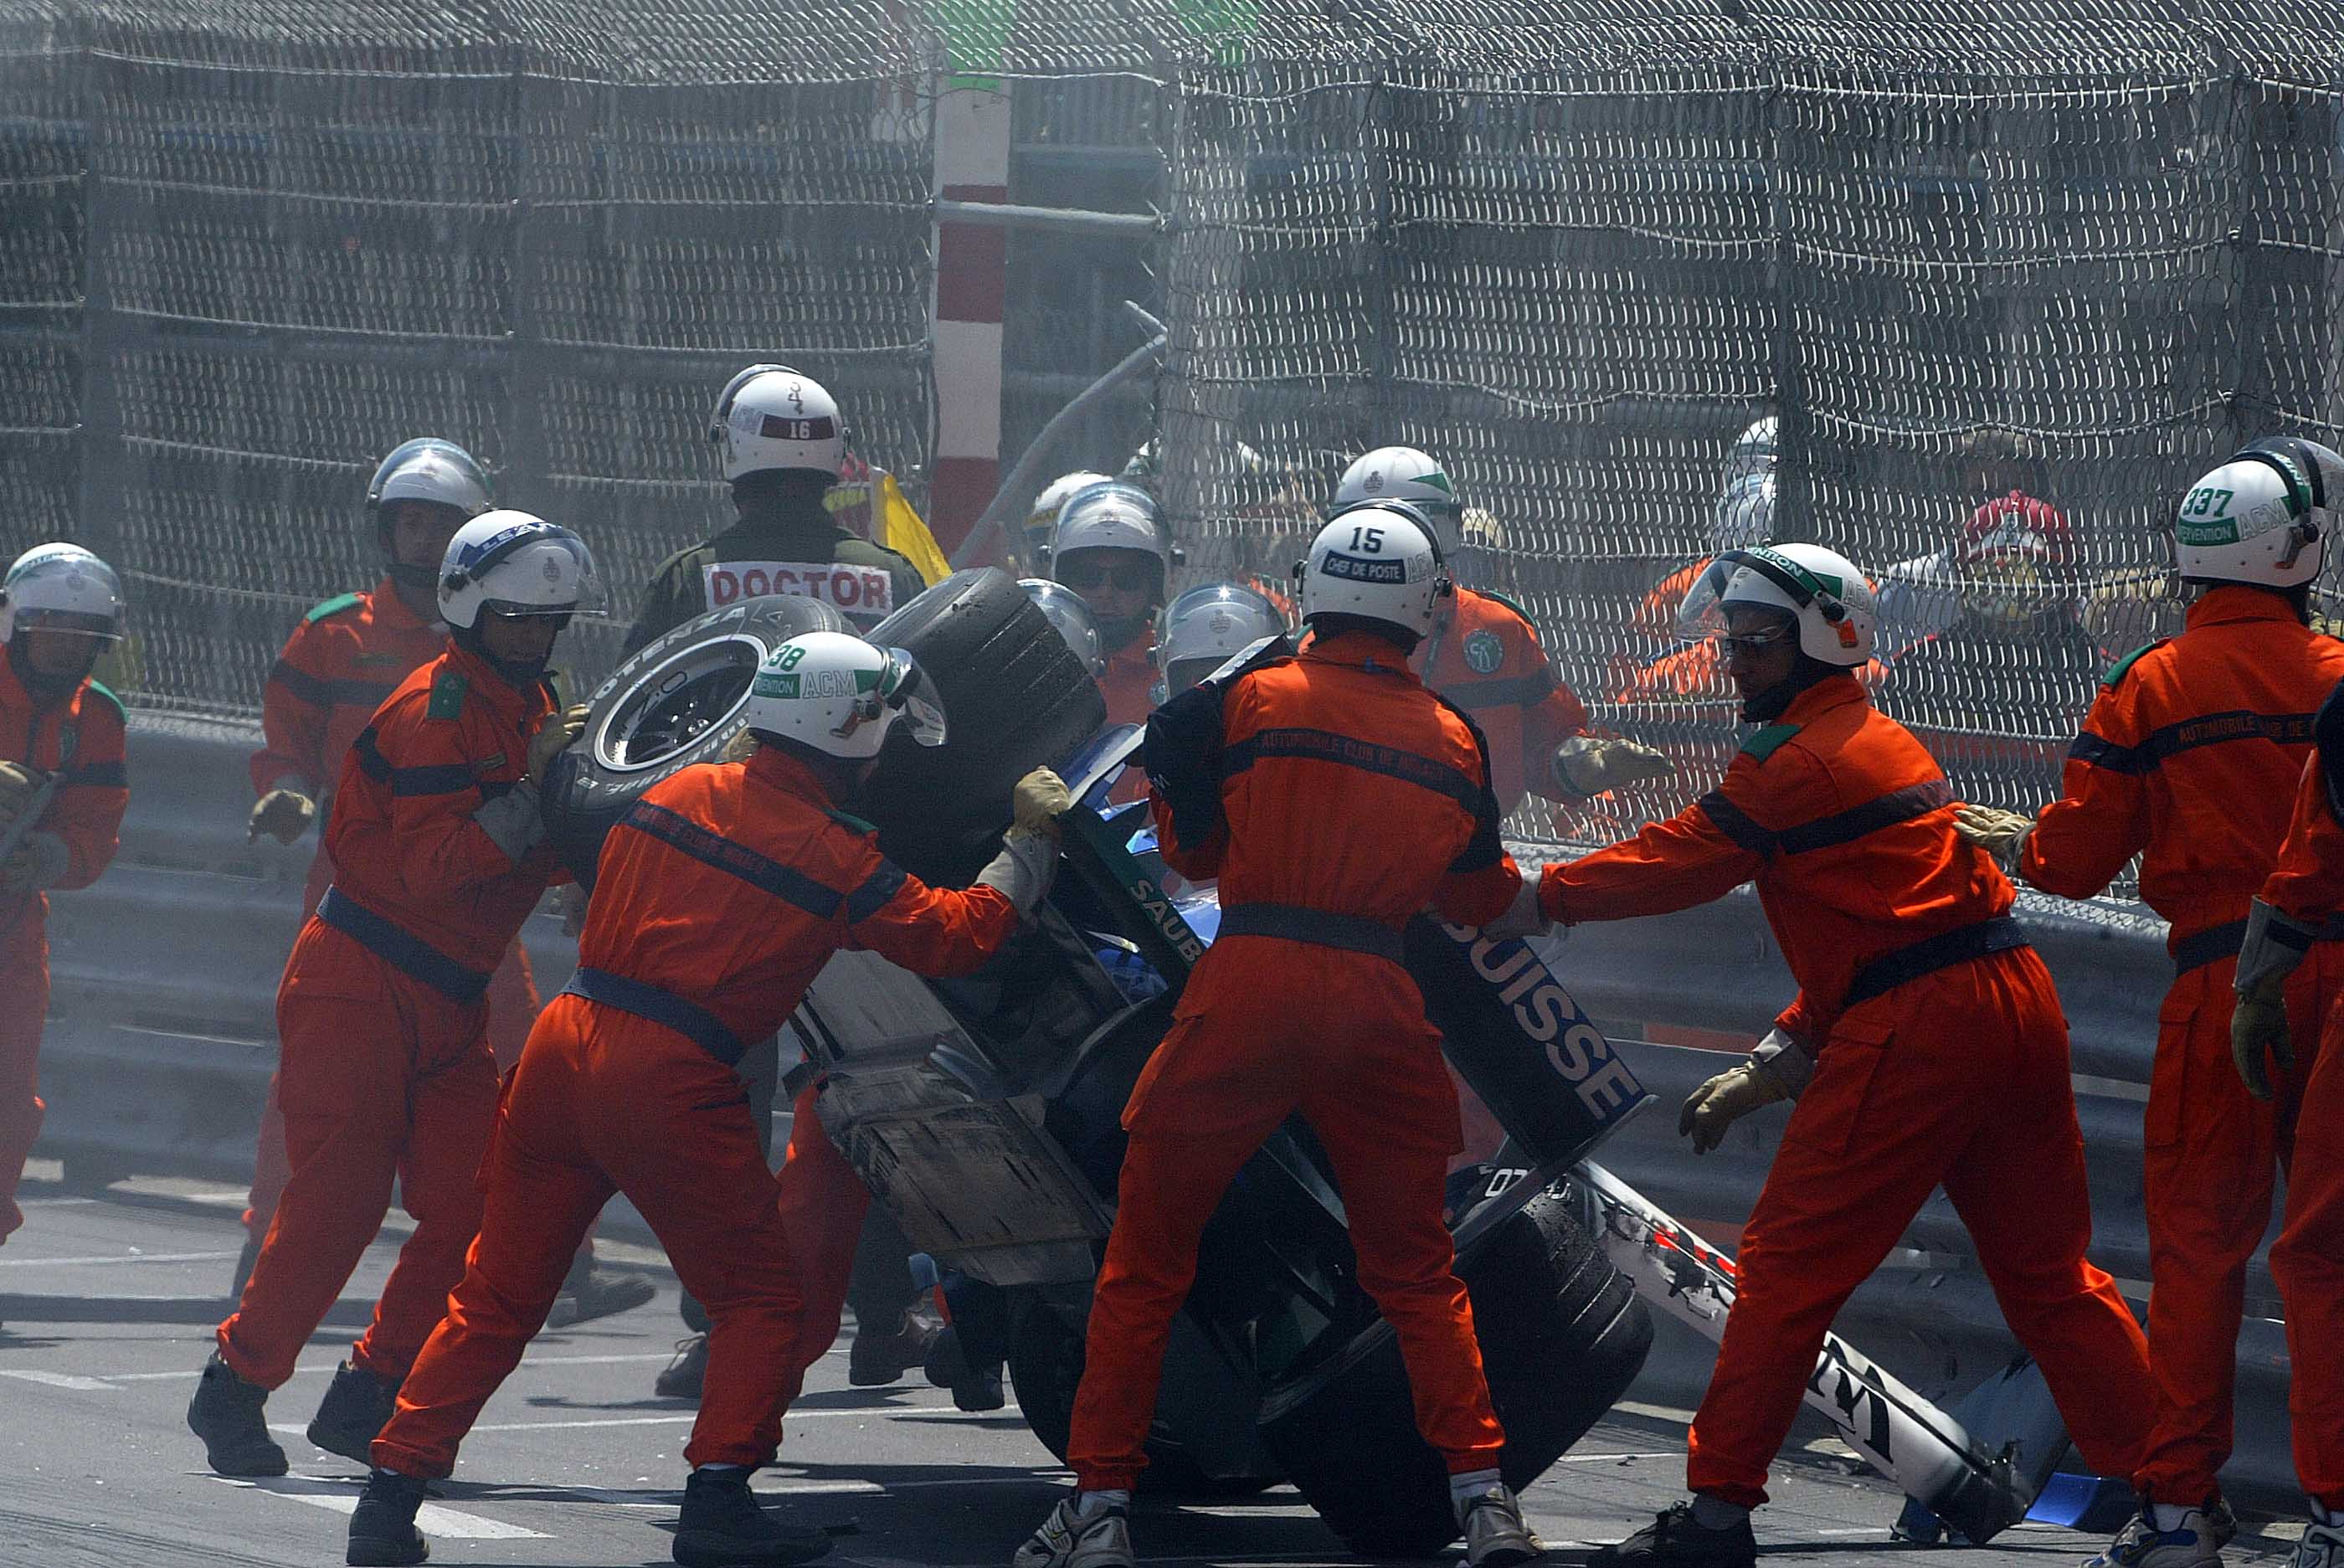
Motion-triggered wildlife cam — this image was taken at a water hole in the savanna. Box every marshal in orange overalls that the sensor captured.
[1539,672,2152,1508]
[242,582,542,1244]
[372,744,1021,1475]
[217,643,565,1392]
[0,655,127,1243]
[2248,718,2344,1518]
[2018,585,2344,1509]
[1065,630,1524,1490]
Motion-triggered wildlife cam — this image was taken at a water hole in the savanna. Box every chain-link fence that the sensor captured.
[2,2,938,715]
[1111,0,2344,892]
[8,1,2343,907]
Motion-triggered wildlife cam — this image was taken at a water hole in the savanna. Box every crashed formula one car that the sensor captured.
[546,568,2032,1553]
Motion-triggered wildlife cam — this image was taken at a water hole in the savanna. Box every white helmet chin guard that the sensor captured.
[743,630,946,760]
[1298,501,1452,641]
[2173,437,2343,589]
[0,542,126,644]
[1331,445,1462,556]
[1676,541,1877,666]
[437,512,602,630]
[710,364,847,481]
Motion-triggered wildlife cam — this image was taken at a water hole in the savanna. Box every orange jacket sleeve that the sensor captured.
[840,839,1022,975]
[2262,752,2344,923]
[1538,754,1775,924]
[2019,681,2149,900]
[250,618,337,798]
[42,689,128,890]
[347,704,545,902]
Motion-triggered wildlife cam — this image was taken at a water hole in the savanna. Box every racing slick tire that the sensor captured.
[541,594,849,886]
[859,568,1107,885]
[1258,1186,1653,1556]
[1007,1301,1284,1497]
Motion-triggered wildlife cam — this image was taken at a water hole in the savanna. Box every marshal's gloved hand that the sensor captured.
[1010,768,1073,840]
[1678,1029,1809,1155]
[0,760,44,825]
[1479,871,1550,940]
[527,704,591,786]
[248,788,316,846]
[2232,897,2313,1100]
[1551,737,1675,797]
[1953,804,2034,864]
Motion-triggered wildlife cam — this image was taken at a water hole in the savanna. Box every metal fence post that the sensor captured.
[74,42,126,565]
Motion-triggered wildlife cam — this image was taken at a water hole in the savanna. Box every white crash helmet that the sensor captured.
[1051,481,1173,587]
[1025,471,1112,561]
[709,363,846,482]
[437,512,602,630]
[2174,437,2344,589]
[1724,415,1778,487]
[1676,541,1877,666]
[1298,501,1452,641]
[1155,583,1286,698]
[0,542,126,644]
[1331,445,1462,556]
[366,438,492,523]
[741,630,946,760]
[1021,578,1106,676]
[1710,473,1776,554]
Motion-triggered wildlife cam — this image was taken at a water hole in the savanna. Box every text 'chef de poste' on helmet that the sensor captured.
[1297,501,1452,643]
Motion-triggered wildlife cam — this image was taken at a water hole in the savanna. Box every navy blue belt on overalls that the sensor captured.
[1843,915,2029,1008]
[316,886,492,1004]
[1216,902,1407,964]
[561,966,748,1067]
[2170,913,2344,976]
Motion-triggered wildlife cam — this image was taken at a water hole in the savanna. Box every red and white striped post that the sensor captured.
[928,80,1011,560]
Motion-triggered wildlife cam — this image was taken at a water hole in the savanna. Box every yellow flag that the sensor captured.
[876,470,953,588]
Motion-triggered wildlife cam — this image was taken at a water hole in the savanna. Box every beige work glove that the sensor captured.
[1678,1035,1804,1155]
[718,727,760,764]
[1010,768,1073,840]
[0,760,43,825]
[2232,898,2312,1101]
[1552,737,1675,797]
[1953,804,2034,865]
[527,704,591,786]
[1480,871,1550,940]
[248,788,316,846]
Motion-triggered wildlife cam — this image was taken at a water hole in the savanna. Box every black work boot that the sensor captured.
[655,1334,710,1401]
[307,1360,401,1467]
[1591,1503,1757,1568]
[188,1350,288,1477]
[347,1468,430,1566]
[847,1308,938,1388]
[673,1468,833,1567]
[923,1324,1006,1413]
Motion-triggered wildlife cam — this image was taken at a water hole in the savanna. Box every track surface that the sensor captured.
[0,1167,2308,1568]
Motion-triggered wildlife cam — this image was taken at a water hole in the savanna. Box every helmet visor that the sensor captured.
[13,607,121,641]
[878,647,947,748]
